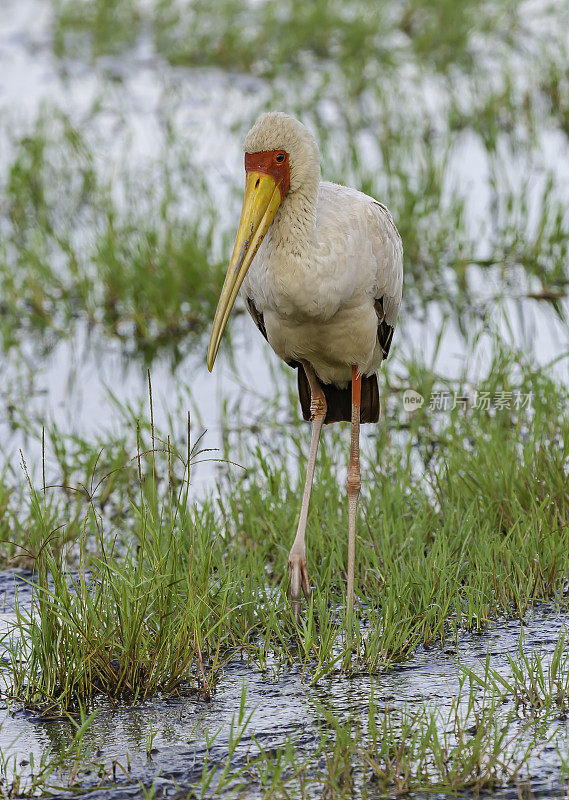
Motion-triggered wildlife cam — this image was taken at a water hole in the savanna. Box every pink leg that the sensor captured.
[288,360,326,621]
[346,366,361,615]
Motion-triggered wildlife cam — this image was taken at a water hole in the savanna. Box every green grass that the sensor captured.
[3,347,569,718]
[52,0,142,60]
[2,0,569,794]
[177,664,559,797]
[460,629,569,718]
[0,704,100,797]
[51,0,525,79]
[317,691,543,796]
[218,346,569,662]
[2,0,568,358]
[4,394,235,711]
[1,109,225,362]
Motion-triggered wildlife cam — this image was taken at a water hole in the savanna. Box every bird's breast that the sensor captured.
[244,248,341,322]
[263,303,381,385]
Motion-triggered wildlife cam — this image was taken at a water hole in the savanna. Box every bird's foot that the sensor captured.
[288,553,311,621]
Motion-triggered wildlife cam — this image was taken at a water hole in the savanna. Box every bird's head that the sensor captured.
[207,112,320,371]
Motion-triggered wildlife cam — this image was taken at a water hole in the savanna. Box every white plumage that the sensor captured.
[207,111,404,620]
[241,113,403,386]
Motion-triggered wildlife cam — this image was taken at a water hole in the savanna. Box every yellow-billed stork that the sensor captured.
[207,112,403,619]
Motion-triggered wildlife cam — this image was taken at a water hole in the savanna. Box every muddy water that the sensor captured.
[0,569,568,798]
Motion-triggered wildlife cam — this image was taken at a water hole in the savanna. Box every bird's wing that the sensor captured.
[368,200,403,358]
[374,297,395,358]
[245,295,268,341]
[246,294,302,371]
[317,183,403,356]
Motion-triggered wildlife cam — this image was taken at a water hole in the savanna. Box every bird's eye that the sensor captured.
[275,152,286,163]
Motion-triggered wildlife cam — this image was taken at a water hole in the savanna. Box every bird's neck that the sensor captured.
[270,180,319,256]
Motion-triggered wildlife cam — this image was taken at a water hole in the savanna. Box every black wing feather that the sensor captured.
[375,296,395,358]
[246,296,268,341]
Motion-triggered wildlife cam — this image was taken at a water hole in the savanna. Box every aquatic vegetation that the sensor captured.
[0,0,565,364]
[216,347,569,669]
[50,0,553,86]
[1,109,225,361]
[52,0,142,59]
[323,693,541,796]
[461,629,569,718]
[2,347,568,721]
[0,705,100,796]
[213,674,557,797]
[4,400,234,711]
[1,0,569,794]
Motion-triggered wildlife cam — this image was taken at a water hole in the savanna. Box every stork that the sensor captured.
[207,112,403,620]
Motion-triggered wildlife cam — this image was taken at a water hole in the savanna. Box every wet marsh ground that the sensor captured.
[2,0,569,796]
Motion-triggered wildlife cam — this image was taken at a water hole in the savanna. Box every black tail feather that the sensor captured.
[297,368,379,424]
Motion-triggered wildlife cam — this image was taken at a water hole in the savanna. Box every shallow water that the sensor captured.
[0,569,568,798]
[1,0,569,505]
[2,0,569,796]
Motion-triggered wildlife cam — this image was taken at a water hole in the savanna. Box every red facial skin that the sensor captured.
[245,150,290,200]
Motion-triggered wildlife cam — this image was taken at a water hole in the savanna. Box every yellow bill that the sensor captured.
[207,171,283,371]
